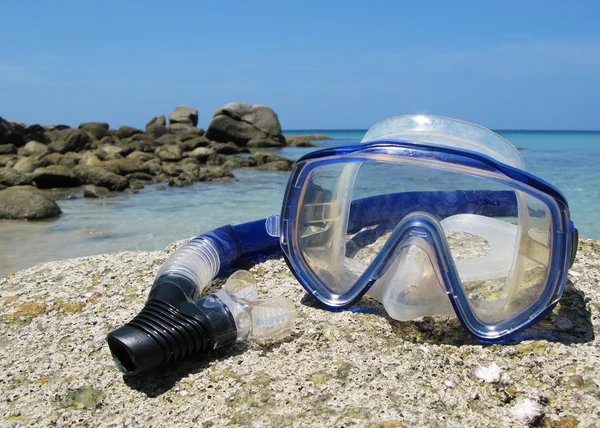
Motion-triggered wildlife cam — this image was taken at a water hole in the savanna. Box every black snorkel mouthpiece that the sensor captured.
[107,276,237,375]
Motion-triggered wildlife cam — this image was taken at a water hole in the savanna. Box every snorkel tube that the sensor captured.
[107,220,295,375]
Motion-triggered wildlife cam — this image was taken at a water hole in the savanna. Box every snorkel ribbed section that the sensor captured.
[154,236,221,299]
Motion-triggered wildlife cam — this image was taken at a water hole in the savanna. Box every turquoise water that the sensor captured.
[0,130,598,276]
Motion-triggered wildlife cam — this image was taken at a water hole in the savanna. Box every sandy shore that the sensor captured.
[0,239,598,426]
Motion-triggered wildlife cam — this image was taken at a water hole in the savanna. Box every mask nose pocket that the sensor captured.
[367,237,455,321]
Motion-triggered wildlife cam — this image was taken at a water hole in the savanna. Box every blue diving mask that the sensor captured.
[265,115,577,341]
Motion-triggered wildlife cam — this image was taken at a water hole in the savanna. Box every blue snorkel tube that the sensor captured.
[107,220,294,375]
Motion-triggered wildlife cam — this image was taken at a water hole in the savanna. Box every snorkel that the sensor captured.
[107,221,295,375]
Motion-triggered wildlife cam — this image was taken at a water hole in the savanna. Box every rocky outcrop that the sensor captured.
[0,104,299,199]
[206,103,284,146]
[169,105,199,127]
[0,185,61,219]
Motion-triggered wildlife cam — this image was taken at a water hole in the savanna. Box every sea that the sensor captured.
[0,130,599,277]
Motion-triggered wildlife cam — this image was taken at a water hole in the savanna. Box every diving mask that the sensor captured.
[267,115,577,341]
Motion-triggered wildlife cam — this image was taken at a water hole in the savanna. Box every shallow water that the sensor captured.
[0,130,598,276]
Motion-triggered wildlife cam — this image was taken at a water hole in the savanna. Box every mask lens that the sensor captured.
[295,155,554,323]
[454,192,553,324]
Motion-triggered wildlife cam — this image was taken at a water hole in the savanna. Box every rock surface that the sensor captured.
[0,185,61,219]
[0,239,598,426]
[206,102,285,146]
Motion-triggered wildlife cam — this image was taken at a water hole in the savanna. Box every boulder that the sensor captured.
[247,138,285,148]
[223,157,256,170]
[257,160,293,171]
[13,157,38,174]
[160,162,183,177]
[169,105,198,127]
[168,124,204,136]
[125,150,154,162]
[83,184,109,198]
[144,159,162,176]
[23,124,49,144]
[189,147,215,163]
[72,166,129,191]
[205,102,284,146]
[128,133,153,143]
[178,136,210,152]
[200,166,235,182]
[61,152,82,169]
[101,159,151,176]
[76,152,102,168]
[206,153,227,166]
[0,167,33,186]
[0,144,16,155]
[78,122,110,140]
[285,133,333,142]
[126,151,155,162]
[155,134,178,145]
[42,124,70,132]
[250,152,292,166]
[155,145,182,162]
[132,140,164,154]
[210,142,240,155]
[0,116,26,147]
[0,116,13,144]
[48,130,92,154]
[20,141,49,156]
[144,123,168,139]
[146,114,167,128]
[126,172,154,181]
[98,136,116,145]
[97,145,125,161]
[115,126,142,139]
[34,152,79,169]
[32,165,80,188]
[285,138,318,148]
[0,185,61,219]
[0,154,17,168]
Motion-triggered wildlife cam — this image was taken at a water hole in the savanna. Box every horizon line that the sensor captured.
[283,128,600,133]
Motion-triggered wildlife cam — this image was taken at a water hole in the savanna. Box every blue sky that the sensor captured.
[1,1,599,130]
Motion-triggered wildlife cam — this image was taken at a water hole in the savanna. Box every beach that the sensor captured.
[0,236,598,426]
